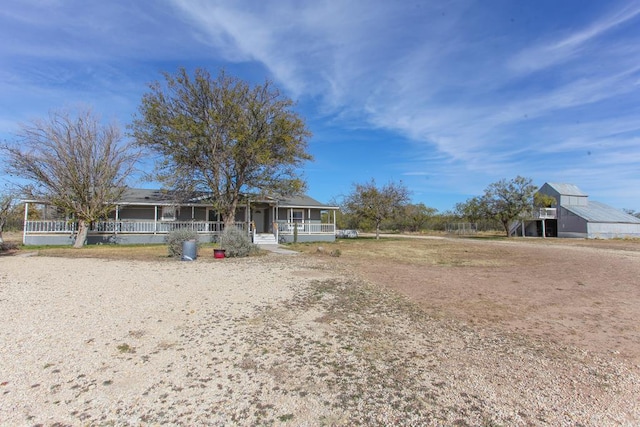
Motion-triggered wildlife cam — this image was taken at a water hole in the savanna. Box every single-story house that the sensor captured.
[511,182,640,239]
[22,188,339,246]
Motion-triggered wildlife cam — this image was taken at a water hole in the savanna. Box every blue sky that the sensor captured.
[2,1,640,212]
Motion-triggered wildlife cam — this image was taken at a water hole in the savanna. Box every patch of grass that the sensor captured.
[278,413,294,422]
[34,244,171,261]
[288,237,511,267]
[116,343,135,354]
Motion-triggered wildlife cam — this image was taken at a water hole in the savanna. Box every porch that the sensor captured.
[270,220,336,243]
[22,218,337,245]
[21,191,339,246]
[509,208,558,238]
[249,198,338,244]
[22,219,246,245]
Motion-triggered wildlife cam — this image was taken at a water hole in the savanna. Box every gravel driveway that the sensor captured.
[1,252,639,426]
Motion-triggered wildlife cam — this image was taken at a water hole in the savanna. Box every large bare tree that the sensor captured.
[2,109,140,248]
[130,68,313,226]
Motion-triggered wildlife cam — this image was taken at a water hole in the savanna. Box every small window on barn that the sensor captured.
[161,206,178,221]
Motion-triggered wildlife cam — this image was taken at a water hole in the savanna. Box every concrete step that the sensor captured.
[253,234,278,245]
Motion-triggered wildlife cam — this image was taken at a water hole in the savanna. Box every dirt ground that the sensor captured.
[2,233,640,424]
[335,236,640,367]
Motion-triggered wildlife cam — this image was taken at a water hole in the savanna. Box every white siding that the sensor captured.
[587,223,640,239]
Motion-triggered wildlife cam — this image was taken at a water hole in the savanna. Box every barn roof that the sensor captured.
[545,182,588,196]
[563,201,640,224]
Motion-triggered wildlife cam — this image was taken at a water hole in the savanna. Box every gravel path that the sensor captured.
[1,255,639,426]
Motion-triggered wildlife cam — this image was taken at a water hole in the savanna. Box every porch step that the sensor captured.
[253,233,278,245]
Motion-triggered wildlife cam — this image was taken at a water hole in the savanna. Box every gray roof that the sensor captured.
[118,188,337,209]
[276,194,338,209]
[545,182,587,196]
[118,188,208,205]
[563,201,640,224]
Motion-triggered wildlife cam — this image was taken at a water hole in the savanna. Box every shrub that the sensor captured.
[0,241,19,253]
[220,226,256,257]
[166,228,198,258]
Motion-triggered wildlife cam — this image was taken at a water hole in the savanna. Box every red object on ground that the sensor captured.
[214,249,225,259]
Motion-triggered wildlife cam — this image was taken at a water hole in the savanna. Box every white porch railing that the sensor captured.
[24,220,335,238]
[534,208,557,219]
[24,220,246,234]
[24,220,76,233]
[276,221,335,235]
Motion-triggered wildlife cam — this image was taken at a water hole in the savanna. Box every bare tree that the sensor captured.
[2,109,140,248]
[342,179,410,239]
[0,191,17,244]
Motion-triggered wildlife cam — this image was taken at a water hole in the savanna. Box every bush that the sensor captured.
[0,241,19,253]
[166,228,198,258]
[220,226,256,257]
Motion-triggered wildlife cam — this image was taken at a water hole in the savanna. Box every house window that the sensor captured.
[292,209,304,223]
[208,210,220,222]
[161,206,177,221]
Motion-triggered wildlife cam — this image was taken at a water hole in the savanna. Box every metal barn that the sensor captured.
[512,182,640,239]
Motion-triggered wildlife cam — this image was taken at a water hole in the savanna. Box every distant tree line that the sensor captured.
[337,176,538,237]
[623,209,640,219]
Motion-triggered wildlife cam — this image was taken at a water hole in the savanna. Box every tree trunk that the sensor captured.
[74,219,89,248]
[502,220,510,237]
[375,225,380,240]
[222,212,236,229]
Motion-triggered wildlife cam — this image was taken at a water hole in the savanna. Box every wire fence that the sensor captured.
[446,223,477,235]
[447,220,503,234]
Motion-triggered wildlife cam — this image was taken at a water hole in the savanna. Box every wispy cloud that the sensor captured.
[509,2,640,73]
[165,0,640,209]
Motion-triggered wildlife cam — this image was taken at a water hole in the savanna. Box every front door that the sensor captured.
[253,209,265,233]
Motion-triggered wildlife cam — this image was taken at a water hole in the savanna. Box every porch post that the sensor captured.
[307,208,311,234]
[274,202,279,242]
[23,201,29,245]
[115,205,120,235]
[333,209,336,232]
[154,206,158,234]
[247,199,251,237]
[541,219,546,239]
